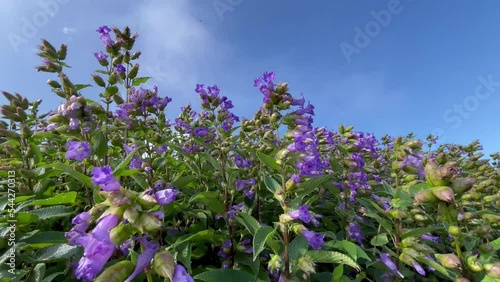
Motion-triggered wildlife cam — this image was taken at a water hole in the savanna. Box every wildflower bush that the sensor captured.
[0,26,499,282]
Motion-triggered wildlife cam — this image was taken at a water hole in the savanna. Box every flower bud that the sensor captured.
[92,74,106,87]
[153,249,176,279]
[450,177,475,195]
[57,44,67,60]
[425,159,456,186]
[108,73,118,85]
[124,206,140,224]
[128,64,139,80]
[435,253,461,269]
[47,79,62,89]
[484,262,500,279]
[94,260,135,282]
[267,254,282,273]
[482,214,500,224]
[414,189,438,203]
[298,256,316,276]
[448,226,461,237]
[390,209,409,219]
[0,129,20,140]
[3,145,22,158]
[110,223,133,246]
[431,186,455,202]
[137,211,163,233]
[131,51,142,60]
[404,140,423,150]
[466,255,483,272]
[137,193,157,210]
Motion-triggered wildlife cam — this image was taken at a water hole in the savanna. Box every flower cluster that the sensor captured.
[46,95,100,133]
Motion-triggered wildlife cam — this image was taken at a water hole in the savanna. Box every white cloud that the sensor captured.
[62,26,76,34]
[125,0,234,99]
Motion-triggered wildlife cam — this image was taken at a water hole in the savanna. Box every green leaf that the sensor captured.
[176,242,192,273]
[236,212,261,236]
[289,236,309,261]
[28,205,74,220]
[189,192,224,215]
[490,237,500,250]
[172,175,198,189]
[20,231,67,248]
[382,181,395,197]
[26,192,77,207]
[329,155,343,173]
[33,244,79,262]
[370,233,389,246]
[255,151,280,171]
[401,226,443,239]
[42,163,93,187]
[409,182,431,196]
[75,84,92,91]
[105,85,119,95]
[113,147,140,176]
[263,176,281,194]
[15,212,39,225]
[333,264,344,281]
[130,175,149,190]
[297,174,333,197]
[416,256,455,280]
[40,272,64,282]
[235,252,260,276]
[26,263,45,282]
[306,250,361,271]
[92,131,108,158]
[132,77,151,86]
[173,229,224,248]
[339,240,372,262]
[253,226,274,261]
[194,269,256,282]
[199,152,221,170]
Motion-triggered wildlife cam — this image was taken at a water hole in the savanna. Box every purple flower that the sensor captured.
[379,253,404,278]
[291,94,305,107]
[74,214,119,281]
[156,144,169,154]
[120,239,132,256]
[412,261,426,276]
[65,212,91,245]
[301,229,324,250]
[91,165,120,192]
[348,222,364,245]
[130,156,143,169]
[65,141,91,161]
[193,127,208,137]
[115,64,126,75]
[94,51,108,62]
[125,236,159,282]
[421,234,440,243]
[172,264,194,282]
[96,25,113,47]
[69,117,79,130]
[155,189,176,205]
[289,205,312,224]
[227,202,244,219]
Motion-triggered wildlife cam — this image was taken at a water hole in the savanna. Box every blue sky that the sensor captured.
[1,0,499,157]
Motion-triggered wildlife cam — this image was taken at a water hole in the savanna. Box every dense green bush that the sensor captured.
[0,26,499,282]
